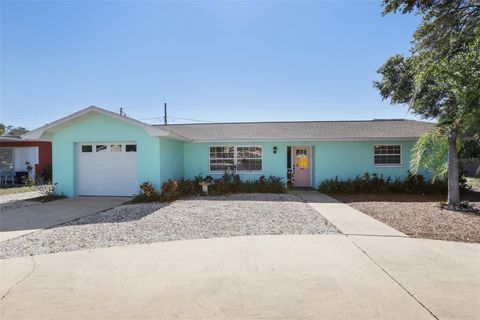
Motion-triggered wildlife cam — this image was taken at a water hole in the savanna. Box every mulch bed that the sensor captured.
[331,192,480,243]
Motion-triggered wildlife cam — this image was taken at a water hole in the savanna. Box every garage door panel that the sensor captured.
[77,142,138,196]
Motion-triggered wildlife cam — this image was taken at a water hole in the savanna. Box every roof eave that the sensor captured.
[22,106,187,141]
[189,137,421,143]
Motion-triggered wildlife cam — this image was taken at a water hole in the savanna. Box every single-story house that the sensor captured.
[23,106,435,197]
[0,136,52,184]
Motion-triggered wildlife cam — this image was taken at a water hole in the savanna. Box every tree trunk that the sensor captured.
[447,127,460,205]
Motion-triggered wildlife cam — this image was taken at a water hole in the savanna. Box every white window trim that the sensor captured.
[209,145,263,174]
[373,144,403,167]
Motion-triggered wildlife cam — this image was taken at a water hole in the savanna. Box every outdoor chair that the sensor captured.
[0,170,16,186]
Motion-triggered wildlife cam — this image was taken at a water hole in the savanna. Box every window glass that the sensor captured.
[0,148,14,171]
[237,158,262,171]
[210,159,235,172]
[126,144,137,152]
[111,144,122,152]
[209,146,234,159]
[96,145,107,152]
[209,146,234,172]
[209,146,262,172]
[374,145,401,165]
[81,145,93,153]
[236,146,262,171]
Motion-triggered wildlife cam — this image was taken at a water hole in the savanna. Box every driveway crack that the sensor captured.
[347,236,439,320]
[0,255,37,301]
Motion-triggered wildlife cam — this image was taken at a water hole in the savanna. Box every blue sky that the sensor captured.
[1,1,422,129]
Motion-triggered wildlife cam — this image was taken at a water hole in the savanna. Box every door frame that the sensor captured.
[291,145,313,188]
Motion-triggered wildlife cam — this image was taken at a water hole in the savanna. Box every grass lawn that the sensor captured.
[0,186,33,196]
[332,191,480,243]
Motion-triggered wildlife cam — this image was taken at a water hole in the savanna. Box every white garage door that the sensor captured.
[77,142,138,196]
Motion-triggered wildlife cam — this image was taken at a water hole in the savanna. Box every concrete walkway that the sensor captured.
[293,190,406,237]
[1,235,479,320]
[0,197,127,242]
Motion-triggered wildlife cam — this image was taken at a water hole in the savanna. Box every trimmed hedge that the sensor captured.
[131,173,286,203]
[317,172,448,194]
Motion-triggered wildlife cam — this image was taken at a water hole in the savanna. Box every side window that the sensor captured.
[81,145,93,152]
[374,145,401,165]
[126,144,137,152]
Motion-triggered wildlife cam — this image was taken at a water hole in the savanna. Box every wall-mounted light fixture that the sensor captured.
[273,146,278,154]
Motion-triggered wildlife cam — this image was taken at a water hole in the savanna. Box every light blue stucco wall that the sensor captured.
[49,113,162,197]
[159,138,185,183]
[184,140,418,187]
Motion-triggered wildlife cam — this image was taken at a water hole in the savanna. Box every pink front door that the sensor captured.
[292,146,311,187]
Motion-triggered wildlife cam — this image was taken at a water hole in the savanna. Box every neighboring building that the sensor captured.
[23,106,435,197]
[0,136,52,183]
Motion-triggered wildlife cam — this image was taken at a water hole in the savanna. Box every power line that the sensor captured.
[140,116,214,123]
[169,116,215,123]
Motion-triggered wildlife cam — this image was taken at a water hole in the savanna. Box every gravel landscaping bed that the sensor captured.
[332,192,480,243]
[0,191,42,212]
[0,193,337,259]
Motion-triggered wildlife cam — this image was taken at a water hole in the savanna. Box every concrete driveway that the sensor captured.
[0,197,127,241]
[1,192,479,319]
[1,234,479,320]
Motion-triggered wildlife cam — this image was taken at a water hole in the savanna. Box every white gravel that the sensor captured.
[0,193,337,259]
[0,191,42,212]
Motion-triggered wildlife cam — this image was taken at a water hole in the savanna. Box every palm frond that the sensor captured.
[410,127,449,181]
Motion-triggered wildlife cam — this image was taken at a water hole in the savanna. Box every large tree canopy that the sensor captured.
[374,0,480,204]
[1,125,29,136]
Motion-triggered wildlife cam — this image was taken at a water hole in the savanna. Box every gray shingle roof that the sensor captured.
[156,119,435,142]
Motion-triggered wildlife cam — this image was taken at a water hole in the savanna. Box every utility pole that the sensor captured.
[163,102,167,125]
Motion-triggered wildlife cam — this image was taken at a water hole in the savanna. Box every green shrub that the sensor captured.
[208,174,286,195]
[131,175,286,203]
[318,172,447,194]
[131,182,159,203]
[159,179,200,202]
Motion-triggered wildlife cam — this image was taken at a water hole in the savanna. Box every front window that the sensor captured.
[237,146,262,171]
[374,145,401,165]
[209,146,235,172]
[209,146,263,172]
